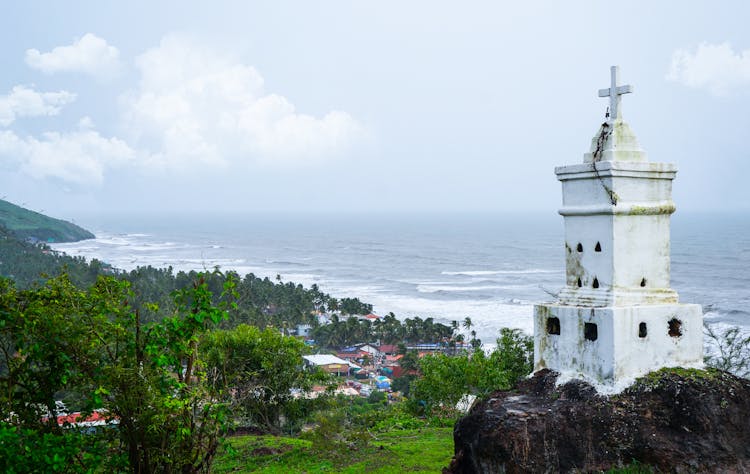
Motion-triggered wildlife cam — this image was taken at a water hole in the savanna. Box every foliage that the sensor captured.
[605,460,655,473]
[0,224,101,289]
[214,427,454,473]
[493,326,535,378]
[0,271,236,473]
[704,322,750,378]
[0,200,94,243]
[0,224,370,332]
[0,423,109,473]
[390,374,415,396]
[299,393,452,460]
[410,328,533,414]
[304,406,373,457]
[0,275,115,472]
[311,312,457,349]
[201,324,329,434]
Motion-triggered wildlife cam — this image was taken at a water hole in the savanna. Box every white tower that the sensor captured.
[533,66,703,387]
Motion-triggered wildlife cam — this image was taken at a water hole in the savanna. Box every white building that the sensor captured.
[302,354,361,376]
[533,66,703,388]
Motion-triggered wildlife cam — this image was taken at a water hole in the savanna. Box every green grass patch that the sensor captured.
[213,427,454,473]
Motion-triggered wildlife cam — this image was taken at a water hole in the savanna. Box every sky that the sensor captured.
[0,1,748,219]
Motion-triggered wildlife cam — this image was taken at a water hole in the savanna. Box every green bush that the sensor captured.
[410,327,533,415]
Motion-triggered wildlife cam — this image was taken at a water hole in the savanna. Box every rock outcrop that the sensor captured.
[446,368,750,473]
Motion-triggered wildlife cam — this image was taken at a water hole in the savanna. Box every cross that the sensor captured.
[598,66,632,122]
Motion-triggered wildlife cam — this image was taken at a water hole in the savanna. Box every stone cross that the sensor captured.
[598,66,632,121]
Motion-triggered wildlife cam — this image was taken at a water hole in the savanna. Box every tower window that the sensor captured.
[640,278,647,287]
[547,317,560,335]
[584,323,598,341]
[638,322,647,338]
[577,277,582,288]
[595,242,602,252]
[592,277,599,289]
[668,318,682,338]
[576,243,583,252]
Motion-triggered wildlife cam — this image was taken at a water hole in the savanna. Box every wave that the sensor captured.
[441,269,557,276]
[264,259,310,267]
[93,237,132,246]
[367,294,535,338]
[128,244,180,251]
[279,273,322,283]
[417,284,533,294]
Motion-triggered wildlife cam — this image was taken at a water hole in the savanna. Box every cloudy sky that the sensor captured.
[0,1,748,218]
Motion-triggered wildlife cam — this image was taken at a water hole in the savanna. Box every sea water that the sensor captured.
[52,212,750,345]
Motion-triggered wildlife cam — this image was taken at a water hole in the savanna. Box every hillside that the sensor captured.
[0,200,94,243]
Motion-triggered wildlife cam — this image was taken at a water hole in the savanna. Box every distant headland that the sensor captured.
[0,199,94,243]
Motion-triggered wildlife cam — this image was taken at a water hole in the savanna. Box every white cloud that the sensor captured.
[25,33,122,79]
[0,128,135,185]
[77,116,95,130]
[121,35,364,169]
[667,42,750,96]
[0,85,76,126]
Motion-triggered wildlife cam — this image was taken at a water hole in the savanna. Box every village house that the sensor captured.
[302,354,360,376]
[377,344,399,356]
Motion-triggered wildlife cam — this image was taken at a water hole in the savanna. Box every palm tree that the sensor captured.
[470,330,482,351]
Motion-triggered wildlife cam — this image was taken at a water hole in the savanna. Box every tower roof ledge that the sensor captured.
[555,161,677,180]
[559,200,676,217]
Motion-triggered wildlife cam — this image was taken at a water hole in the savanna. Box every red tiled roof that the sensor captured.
[46,410,115,427]
[385,354,403,363]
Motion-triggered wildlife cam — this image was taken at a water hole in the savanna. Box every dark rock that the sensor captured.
[445,368,750,473]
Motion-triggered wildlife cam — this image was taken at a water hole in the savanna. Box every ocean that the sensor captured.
[52,212,750,345]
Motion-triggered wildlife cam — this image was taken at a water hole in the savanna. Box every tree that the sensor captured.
[409,328,533,415]
[470,330,482,351]
[107,272,235,473]
[201,324,328,433]
[399,350,420,374]
[0,272,236,473]
[0,275,111,472]
[490,328,534,383]
[704,323,750,378]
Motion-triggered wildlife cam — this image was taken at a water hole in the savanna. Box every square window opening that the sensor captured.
[547,317,560,335]
[584,322,598,341]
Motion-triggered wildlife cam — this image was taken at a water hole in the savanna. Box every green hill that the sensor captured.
[0,200,94,243]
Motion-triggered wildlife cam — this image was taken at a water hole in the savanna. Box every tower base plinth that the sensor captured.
[533,303,703,388]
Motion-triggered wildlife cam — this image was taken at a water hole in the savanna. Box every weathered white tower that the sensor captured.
[533,66,703,387]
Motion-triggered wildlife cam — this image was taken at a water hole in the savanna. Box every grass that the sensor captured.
[213,427,454,473]
[603,460,655,473]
